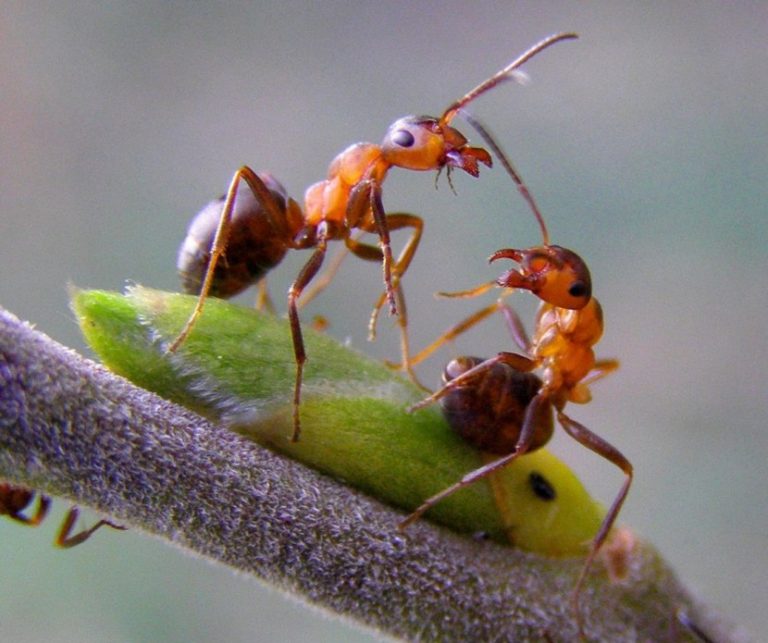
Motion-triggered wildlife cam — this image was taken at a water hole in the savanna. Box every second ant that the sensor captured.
[402,244,631,636]
[390,126,632,633]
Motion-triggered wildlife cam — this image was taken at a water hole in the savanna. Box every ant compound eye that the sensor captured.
[529,471,556,501]
[568,280,589,299]
[391,129,415,148]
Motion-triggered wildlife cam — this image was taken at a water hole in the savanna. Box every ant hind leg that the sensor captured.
[169,166,288,352]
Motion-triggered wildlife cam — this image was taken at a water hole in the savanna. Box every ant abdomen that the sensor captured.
[440,356,553,454]
[178,173,293,298]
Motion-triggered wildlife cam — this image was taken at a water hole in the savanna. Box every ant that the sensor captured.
[399,244,631,634]
[0,482,124,548]
[170,32,578,441]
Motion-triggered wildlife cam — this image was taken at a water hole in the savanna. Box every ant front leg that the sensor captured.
[287,235,329,442]
[499,301,533,353]
[340,228,425,390]
[397,295,517,371]
[347,180,397,317]
[367,212,423,342]
[371,281,428,391]
[55,507,126,548]
[388,286,429,390]
[555,409,633,634]
[169,166,288,352]
[366,212,426,389]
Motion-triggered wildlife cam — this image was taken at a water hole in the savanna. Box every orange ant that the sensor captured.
[0,482,124,548]
[169,32,578,441]
[399,244,631,633]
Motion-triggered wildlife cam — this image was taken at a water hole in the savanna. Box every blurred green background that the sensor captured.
[1,2,765,641]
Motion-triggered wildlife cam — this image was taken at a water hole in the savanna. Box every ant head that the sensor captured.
[378,33,578,179]
[490,245,592,309]
[381,116,492,176]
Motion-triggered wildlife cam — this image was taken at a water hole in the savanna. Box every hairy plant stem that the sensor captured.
[0,308,739,642]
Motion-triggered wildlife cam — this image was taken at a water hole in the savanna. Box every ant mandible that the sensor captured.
[169,32,578,442]
[399,246,631,632]
[0,482,125,548]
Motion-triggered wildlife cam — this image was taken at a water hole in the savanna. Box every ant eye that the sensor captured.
[568,281,588,298]
[529,472,556,501]
[391,129,415,148]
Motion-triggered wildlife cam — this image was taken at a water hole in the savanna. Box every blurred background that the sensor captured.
[1,2,765,641]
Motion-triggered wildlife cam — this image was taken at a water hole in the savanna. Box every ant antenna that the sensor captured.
[461,110,550,244]
[440,32,578,126]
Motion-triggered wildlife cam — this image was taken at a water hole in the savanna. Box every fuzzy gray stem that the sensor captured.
[0,307,740,642]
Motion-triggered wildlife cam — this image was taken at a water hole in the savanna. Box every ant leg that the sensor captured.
[297,242,354,310]
[397,299,511,371]
[499,301,532,352]
[386,281,508,369]
[348,180,398,316]
[25,494,51,526]
[55,507,126,548]
[556,410,633,635]
[254,278,276,314]
[346,180,397,317]
[367,213,423,342]
[369,185,398,316]
[287,237,329,442]
[399,391,549,530]
[331,230,424,391]
[436,280,496,299]
[582,358,620,388]
[343,234,382,262]
[387,282,429,392]
[169,166,289,352]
